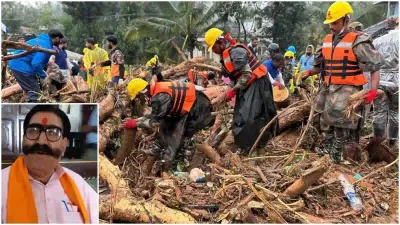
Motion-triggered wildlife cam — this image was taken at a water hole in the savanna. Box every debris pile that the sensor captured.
[95,57,398,223]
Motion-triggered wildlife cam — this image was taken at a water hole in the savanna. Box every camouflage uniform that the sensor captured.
[313,30,384,163]
[282,64,294,88]
[43,63,67,94]
[372,29,399,147]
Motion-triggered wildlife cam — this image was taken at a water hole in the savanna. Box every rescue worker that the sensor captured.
[349,21,363,32]
[247,38,258,56]
[8,30,64,102]
[83,38,109,88]
[262,42,280,61]
[146,55,161,76]
[126,75,214,175]
[283,51,295,93]
[96,35,125,88]
[205,28,278,155]
[286,45,298,67]
[186,69,216,88]
[263,53,285,88]
[295,45,317,92]
[366,18,399,159]
[302,1,384,163]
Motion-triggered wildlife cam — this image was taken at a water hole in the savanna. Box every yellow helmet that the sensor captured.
[284,51,295,58]
[324,1,353,24]
[127,78,148,100]
[205,28,223,51]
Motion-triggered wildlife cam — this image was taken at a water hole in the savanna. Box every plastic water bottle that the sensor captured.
[338,174,363,211]
[174,171,189,177]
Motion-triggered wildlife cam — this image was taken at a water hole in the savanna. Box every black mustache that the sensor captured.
[22,144,62,159]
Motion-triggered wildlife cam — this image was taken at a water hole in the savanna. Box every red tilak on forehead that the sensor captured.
[41,117,48,125]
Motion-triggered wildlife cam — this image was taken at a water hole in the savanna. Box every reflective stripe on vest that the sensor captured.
[222,44,266,87]
[151,81,196,114]
[321,32,367,86]
[188,70,208,85]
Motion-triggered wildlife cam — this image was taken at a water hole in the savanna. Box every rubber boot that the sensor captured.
[366,137,386,163]
[343,143,361,162]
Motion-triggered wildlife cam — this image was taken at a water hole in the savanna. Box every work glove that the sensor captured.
[364,89,378,104]
[124,119,137,129]
[289,79,295,94]
[226,89,236,101]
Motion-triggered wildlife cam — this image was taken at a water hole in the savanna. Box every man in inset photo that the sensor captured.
[1,105,98,223]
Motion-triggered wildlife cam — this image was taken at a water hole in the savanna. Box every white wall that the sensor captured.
[59,104,82,132]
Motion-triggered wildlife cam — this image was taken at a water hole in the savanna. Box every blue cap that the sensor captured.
[287,46,296,54]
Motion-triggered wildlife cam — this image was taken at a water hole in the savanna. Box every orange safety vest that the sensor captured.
[322,32,367,86]
[222,44,267,87]
[151,81,196,114]
[187,69,208,85]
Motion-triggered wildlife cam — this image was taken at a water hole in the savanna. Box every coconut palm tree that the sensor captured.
[125,1,229,59]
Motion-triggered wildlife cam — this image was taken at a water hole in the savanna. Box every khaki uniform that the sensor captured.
[313,30,384,162]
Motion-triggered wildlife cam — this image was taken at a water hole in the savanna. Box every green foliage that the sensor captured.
[1,1,390,64]
[126,2,228,59]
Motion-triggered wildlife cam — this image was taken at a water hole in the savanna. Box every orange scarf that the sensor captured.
[7,156,89,223]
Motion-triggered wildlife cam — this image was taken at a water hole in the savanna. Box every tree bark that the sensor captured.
[114,129,137,165]
[99,93,115,123]
[99,155,195,223]
[283,155,329,197]
[278,102,312,131]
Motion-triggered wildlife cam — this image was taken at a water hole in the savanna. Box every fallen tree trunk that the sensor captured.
[99,93,115,122]
[1,83,22,99]
[278,102,312,131]
[99,155,195,223]
[283,155,329,197]
[161,57,205,79]
[114,126,138,165]
[2,41,58,61]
